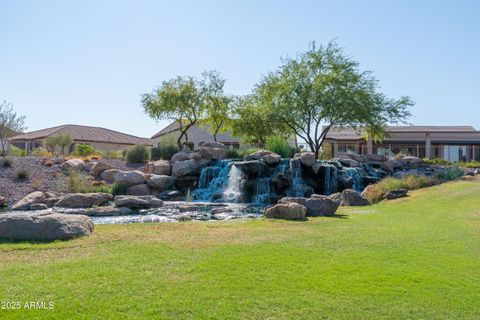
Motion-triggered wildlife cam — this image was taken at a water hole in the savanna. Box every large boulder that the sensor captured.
[56,206,134,216]
[244,150,281,165]
[264,203,306,220]
[12,191,46,210]
[232,160,268,176]
[402,156,423,165]
[341,189,370,206]
[90,162,113,177]
[126,183,151,196]
[114,195,164,209]
[147,160,171,175]
[0,196,6,207]
[114,171,146,186]
[171,151,193,162]
[100,169,122,183]
[54,193,113,208]
[171,159,202,177]
[61,159,85,171]
[383,189,408,200]
[280,196,339,216]
[337,158,361,168]
[0,213,94,241]
[294,152,316,167]
[147,174,175,191]
[199,142,227,160]
[366,154,388,162]
[337,152,366,163]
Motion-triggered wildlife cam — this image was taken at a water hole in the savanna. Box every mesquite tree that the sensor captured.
[253,41,413,158]
[0,100,26,157]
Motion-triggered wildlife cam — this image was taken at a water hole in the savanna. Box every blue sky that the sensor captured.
[1,0,479,138]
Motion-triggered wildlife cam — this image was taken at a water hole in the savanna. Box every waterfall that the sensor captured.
[192,160,231,201]
[286,159,309,197]
[323,164,338,195]
[345,167,364,192]
[222,165,245,203]
[253,177,272,205]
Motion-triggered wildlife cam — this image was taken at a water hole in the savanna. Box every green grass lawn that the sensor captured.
[1,177,480,319]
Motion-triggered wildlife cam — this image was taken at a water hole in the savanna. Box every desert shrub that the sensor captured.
[76,144,96,156]
[31,175,42,190]
[423,158,453,166]
[16,169,29,180]
[2,158,12,167]
[150,147,162,161]
[265,136,296,158]
[363,175,437,203]
[90,184,113,194]
[125,144,150,163]
[436,167,464,181]
[99,150,123,160]
[225,148,241,159]
[31,147,52,157]
[318,142,333,160]
[457,161,480,168]
[8,145,25,157]
[112,183,128,196]
[156,144,180,160]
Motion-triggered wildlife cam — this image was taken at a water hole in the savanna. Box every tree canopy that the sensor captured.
[250,41,413,157]
[0,100,26,157]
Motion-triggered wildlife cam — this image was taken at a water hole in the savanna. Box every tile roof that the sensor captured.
[10,124,152,146]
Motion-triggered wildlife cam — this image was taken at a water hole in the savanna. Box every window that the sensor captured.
[338,143,356,153]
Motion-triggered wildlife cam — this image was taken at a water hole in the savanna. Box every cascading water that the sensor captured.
[286,159,310,197]
[323,164,338,195]
[192,160,232,201]
[222,165,245,202]
[253,177,272,205]
[345,167,364,192]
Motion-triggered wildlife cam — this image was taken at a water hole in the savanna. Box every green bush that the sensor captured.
[8,145,25,157]
[225,148,241,159]
[156,144,180,160]
[265,136,296,158]
[435,167,464,181]
[363,175,437,203]
[76,144,96,156]
[125,145,149,163]
[98,150,123,160]
[16,169,29,180]
[423,158,453,166]
[112,183,128,196]
[150,147,162,161]
[31,147,52,157]
[2,158,12,167]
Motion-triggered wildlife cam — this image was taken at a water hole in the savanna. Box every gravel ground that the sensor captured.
[0,157,144,206]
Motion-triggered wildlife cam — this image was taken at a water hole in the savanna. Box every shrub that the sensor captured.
[225,148,241,159]
[2,158,12,167]
[265,136,296,158]
[8,145,25,157]
[76,144,96,156]
[318,142,333,160]
[423,158,453,166]
[125,144,150,163]
[436,167,464,181]
[363,175,437,203]
[56,169,113,194]
[112,183,128,196]
[99,151,124,160]
[156,144,180,160]
[31,175,42,190]
[31,147,52,157]
[16,169,29,180]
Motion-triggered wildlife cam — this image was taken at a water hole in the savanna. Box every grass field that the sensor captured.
[1,177,480,319]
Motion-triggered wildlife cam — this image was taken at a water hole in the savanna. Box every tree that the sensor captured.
[54,132,73,155]
[253,41,413,158]
[202,71,233,142]
[142,72,219,149]
[231,95,288,146]
[0,100,27,158]
[44,135,59,153]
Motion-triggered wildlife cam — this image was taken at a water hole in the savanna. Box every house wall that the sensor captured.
[9,139,149,154]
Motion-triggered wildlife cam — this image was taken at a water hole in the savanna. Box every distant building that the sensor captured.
[9,124,152,154]
[151,122,257,150]
[324,126,480,162]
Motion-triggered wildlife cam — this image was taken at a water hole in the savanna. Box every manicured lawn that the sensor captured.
[1,177,480,319]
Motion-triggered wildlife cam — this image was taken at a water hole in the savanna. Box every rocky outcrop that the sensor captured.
[0,213,94,241]
[146,160,171,175]
[12,191,46,210]
[264,202,306,220]
[232,160,268,176]
[294,152,316,167]
[147,175,175,191]
[90,162,113,177]
[100,169,122,183]
[170,151,210,177]
[244,150,281,165]
[55,206,134,216]
[280,196,339,216]
[54,193,113,208]
[126,184,151,196]
[61,159,85,171]
[199,142,227,160]
[114,195,164,209]
[0,196,6,207]
[383,189,408,200]
[341,189,370,206]
[113,171,146,186]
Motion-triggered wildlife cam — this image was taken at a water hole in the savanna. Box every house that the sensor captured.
[9,124,152,154]
[324,126,480,162]
[151,122,252,150]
